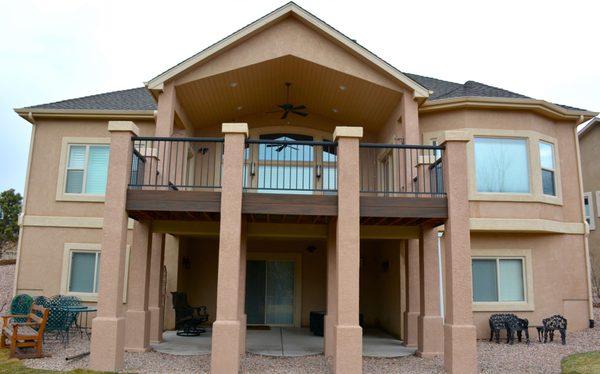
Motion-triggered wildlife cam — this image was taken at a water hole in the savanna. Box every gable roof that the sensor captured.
[144,2,430,98]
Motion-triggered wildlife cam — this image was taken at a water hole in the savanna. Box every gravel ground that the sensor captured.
[0,264,14,313]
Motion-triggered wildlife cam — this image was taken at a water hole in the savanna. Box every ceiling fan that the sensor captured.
[268,82,308,119]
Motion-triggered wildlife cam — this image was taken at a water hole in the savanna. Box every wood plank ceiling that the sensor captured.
[176,55,403,130]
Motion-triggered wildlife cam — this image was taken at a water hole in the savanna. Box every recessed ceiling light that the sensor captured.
[236,106,243,111]
[229,82,238,88]
[339,85,347,91]
[332,108,339,113]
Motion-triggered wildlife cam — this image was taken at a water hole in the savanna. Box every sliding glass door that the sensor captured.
[246,260,295,326]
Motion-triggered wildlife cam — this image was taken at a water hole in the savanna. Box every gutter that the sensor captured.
[574,115,596,328]
[13,108,155,124]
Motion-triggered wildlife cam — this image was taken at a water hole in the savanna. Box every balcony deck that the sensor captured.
[126,137,447,227]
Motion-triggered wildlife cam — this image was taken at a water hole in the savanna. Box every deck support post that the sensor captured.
[404,239,420,347]
[325,218,338,358]
[332,126,363,374]
[89,121,138,371]
[417,224,444,357]
[125,220,152,352]
[440,132,477,373]
[148,233,165,343]
[211,123,248,374]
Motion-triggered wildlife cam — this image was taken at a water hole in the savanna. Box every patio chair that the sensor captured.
[6,294,34,323]
[171,292,209,336]
[44,295,82,338]
[1,304,49,358]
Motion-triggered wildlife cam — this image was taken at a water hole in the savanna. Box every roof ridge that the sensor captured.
[463,80,530,99]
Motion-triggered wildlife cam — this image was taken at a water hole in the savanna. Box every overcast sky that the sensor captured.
[1,0,598,194]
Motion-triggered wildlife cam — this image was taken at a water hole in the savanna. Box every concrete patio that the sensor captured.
[151,327,416,358]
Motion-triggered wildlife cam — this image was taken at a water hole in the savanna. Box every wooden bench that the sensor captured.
[1,304,49,358]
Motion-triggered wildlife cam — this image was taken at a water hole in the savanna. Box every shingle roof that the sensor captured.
[20,75,588,113]
[23,87,156,111]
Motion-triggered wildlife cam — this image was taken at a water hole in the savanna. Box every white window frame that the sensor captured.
[471,249,534,312]
[595,191,600,218]
[539,141,557,196]
[56,137,110,202]
[584,192,595,230]
[61,243,130,303]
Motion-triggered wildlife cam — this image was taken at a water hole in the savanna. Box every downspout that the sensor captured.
[574,115,595,328]
[12,112,36,296]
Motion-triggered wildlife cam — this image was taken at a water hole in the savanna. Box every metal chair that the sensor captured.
[171,292,209,336]
[8,294,34,323]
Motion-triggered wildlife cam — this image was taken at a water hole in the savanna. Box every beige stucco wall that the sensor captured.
[579,125,600,287]
[471,232,590,337]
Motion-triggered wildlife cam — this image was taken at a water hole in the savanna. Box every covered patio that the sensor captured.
[151,328,416,358]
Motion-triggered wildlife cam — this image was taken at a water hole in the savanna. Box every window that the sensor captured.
[539,142,556,196]
[474,137,530,193]
[65,144,110,195]
[68,250,100,294]
[472,258,525,302]
[584,192,595,230]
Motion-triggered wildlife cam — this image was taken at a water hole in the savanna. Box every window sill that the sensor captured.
[65,292,98,302]
[56,194,106,203]
[472,301,534,312]
[469,192,562,206]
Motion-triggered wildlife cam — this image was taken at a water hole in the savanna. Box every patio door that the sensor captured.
[245,259,297,326]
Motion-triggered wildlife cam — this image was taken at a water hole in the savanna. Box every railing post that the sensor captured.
[211,123,248,374]
[440,131,477,373]
[89,121,138,371]
[332,126,363,374]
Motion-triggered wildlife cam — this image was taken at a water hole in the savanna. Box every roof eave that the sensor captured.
[420,97,598,121]
[145,2,429,98]
[14,108,156,124]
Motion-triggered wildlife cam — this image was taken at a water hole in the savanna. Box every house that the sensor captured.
[12,2,598,373]
[579,117,600,295]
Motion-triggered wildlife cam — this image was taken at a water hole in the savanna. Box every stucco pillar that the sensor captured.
[89,121,138,371]
[238,221,248,355]
[125,220,152,352]
[440,132,477,374]
[211,123,248,374]
[163,234,179,330]
[417,224,443,357]
[404,239,420,347]
[325,218,337,358]
[148,233,165,343]
[333,126,363,374]
[155,83,176,137]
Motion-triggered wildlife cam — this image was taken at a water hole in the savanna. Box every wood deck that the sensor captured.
[126,190,447,226]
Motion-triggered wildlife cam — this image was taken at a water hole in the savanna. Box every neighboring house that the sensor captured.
[12,3,598,373]
[579,117,600,295]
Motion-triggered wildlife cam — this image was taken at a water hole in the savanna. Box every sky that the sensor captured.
[1,0,599,194]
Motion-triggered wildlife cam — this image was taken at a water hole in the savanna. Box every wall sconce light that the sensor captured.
[306,245,317,253]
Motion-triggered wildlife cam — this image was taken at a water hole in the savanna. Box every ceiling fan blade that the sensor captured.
[266,109,283,114]
[281,110,289,119]
[293,105,306,110]
[291,110,308,117]
[276,145,286,152]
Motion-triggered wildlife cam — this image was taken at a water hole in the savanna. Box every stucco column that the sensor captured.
[210,123,248,374]
[89,121,138,371]
[417,224,443,357]
[125,220,152,352]
[148,233,165,343]
[238,221,248,355]
[440,132,477,374]
[163,234,179,329]
[333,126,363,374]
[325,218,337,358]
[155,83,176,137]
[404,239,420,347]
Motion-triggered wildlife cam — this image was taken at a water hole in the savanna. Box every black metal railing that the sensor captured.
[243,139,338,194]
[359,143,445,196]
[129,137,224,190]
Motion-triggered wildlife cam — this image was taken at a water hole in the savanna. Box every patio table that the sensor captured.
[58,305,97,347]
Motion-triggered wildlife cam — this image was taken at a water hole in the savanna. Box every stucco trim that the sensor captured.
[22,215,135,230]
[145,3,429,98]
[596,191,600,218]
[470,218,585,234]
[108,120,139,135]
[471,248,535,312]
[584,192,596,231]
[56,137,111,202]
[424,128,564,206]
[333,126,363,140]
[420,97,598,121]
[222,123,249,136]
